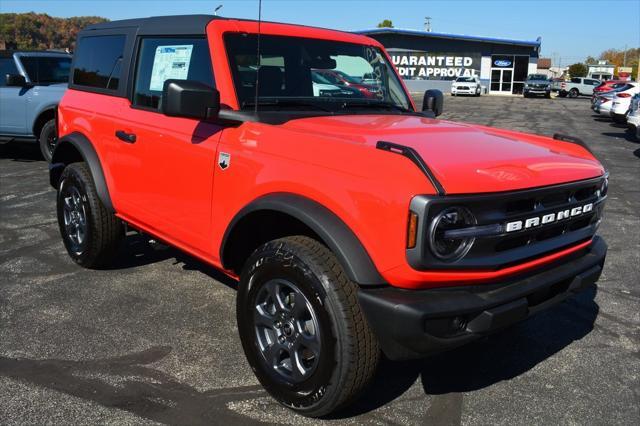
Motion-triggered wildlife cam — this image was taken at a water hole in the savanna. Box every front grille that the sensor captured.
[407,176,607,270]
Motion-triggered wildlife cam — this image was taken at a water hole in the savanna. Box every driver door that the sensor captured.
[115,36,222,254]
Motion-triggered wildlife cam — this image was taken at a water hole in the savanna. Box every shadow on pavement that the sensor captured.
[334,285,599,420]
[0,346,264,425]
[0,140,42,162]
[107,233,238,290]
[601,131,638,143]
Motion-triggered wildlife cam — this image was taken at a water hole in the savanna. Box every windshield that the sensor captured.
[19,56,71,84]
[527,74,548,81]
[455,77,475,82]
[225,34,412,111]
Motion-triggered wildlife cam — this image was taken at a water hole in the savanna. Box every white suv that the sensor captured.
[609,83,639,123]
[626,93,640,140]
[451,76,482,96]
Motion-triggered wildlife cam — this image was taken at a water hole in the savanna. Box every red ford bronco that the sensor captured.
[50,15,608,416]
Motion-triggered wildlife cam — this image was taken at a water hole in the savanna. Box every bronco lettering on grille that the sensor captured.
[505,203,593,232]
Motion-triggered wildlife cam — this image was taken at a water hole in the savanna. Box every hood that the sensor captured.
[282,114,604,194]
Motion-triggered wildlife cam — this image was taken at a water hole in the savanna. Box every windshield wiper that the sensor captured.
[339,101,412,113]
[242,99,333,112]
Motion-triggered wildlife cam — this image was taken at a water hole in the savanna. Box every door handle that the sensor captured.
[115,130,136,143]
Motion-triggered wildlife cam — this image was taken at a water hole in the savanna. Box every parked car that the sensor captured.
[594,79,627,94]
[313,68,380,98]
[609,83,639,123]
[451,76,481,96]
[592,92,616,115]
[0,50,71,161]
[50,15,608,417]
[591,81,630,105]
[626,93,640,140]
[523,74,551,98]
[557,77,601,98]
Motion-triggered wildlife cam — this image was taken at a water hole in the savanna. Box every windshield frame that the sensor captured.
[223,32,414,114]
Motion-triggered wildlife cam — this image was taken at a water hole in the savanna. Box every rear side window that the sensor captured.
[571,77,581,84]
[0,57,19,87]
[132,37,214,110]
[73,35,126,90]
[20,56,71,84]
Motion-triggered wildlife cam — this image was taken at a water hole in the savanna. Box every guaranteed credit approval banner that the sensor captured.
[388,50,481,80]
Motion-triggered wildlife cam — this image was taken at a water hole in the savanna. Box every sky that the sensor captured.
[1,0,639,63]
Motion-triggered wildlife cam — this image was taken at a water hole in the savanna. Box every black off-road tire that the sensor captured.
[56,162,123,268]
[38,119,57,162]
[237,236,379,417]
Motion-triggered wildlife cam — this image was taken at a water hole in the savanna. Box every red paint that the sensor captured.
[57,19,605,290]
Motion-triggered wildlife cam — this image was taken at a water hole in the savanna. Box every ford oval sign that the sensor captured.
[494,59,512,67]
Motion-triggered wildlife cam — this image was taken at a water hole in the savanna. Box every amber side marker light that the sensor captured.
[407,211,419,249]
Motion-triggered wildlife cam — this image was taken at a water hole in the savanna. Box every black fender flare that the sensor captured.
[49,132,114,213]
[220,193,386,286]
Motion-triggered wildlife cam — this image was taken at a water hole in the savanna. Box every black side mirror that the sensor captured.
[162,79,220,120]
[6,74,27,87]
[422,89,444,117]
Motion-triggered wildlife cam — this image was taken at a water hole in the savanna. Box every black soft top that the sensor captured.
[82,14,216,35]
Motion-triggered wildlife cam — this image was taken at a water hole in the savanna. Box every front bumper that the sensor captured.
[451,87,478,94]
[524,88,550,95]
[358,236,607,360]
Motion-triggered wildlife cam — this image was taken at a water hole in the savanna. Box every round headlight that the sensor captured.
[428,206,476,261]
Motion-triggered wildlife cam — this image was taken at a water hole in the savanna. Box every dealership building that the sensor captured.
[356,28,541,95]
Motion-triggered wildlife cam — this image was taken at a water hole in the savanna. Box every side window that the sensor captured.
[73,35,126,90]
[133,37,214,110]
[570,77,581,84]
[0,57,19,86]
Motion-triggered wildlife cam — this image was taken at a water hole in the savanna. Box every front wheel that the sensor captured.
[38,119,57,162]
[237,236,379,417]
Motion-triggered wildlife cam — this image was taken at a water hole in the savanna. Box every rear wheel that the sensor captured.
[56,162,123,268]
[569,88,579,98]
[237,236,379,417]
[38,119,57,162]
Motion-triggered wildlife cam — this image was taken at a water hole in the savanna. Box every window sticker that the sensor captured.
[149,45,194,91]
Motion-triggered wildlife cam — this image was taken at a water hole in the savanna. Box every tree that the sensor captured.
[0,13,108,50]
[585,56,598,65]
[376,19,393,28]
[568,63,588,78]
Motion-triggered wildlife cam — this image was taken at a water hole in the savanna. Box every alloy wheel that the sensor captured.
[253,279,321,383]
[61,184,87,254]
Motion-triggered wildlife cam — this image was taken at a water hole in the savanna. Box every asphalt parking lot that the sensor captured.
[1,95,638,425]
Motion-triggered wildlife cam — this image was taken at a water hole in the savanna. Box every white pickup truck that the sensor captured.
[554,77,601,98]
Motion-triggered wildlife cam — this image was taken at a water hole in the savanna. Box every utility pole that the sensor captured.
[623,44,627,66]
[424,17,432,32]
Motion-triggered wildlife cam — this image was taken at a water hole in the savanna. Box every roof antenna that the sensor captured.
[214,5,223,16]
[254,0,262,116]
